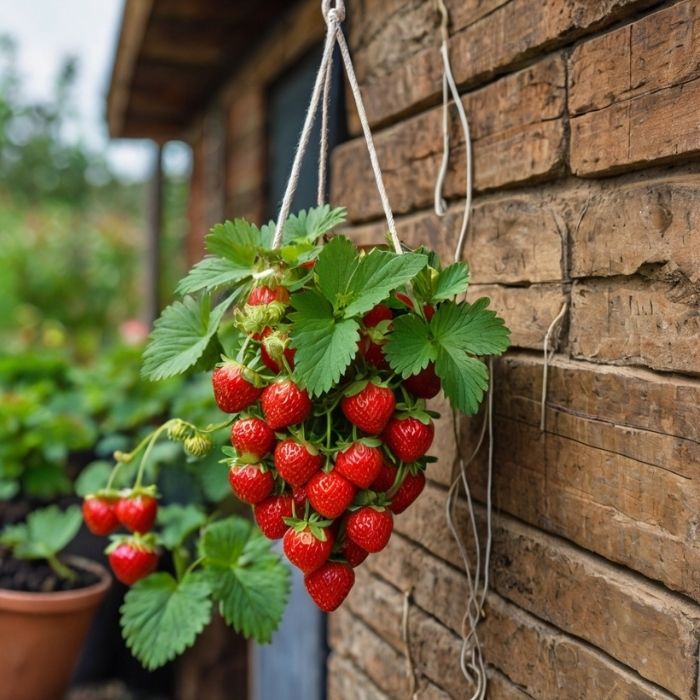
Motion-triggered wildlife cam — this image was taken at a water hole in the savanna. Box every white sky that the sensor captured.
[0,0,189,180]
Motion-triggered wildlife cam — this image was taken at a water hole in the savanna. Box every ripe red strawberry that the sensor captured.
[292,484,309,515]
[340,539,369,568]
[363,304,393,328]
[212,361,262,413]
[370,460,398,492]
[335,442,383,489]
[260,329,296,373]
[261,379,312,430]
[304,562,355,612]
[394,292,435,320]
[390,471,426,514]
[346,507,393,553]
[247,285,290,306]
[283,523,334,573]
[115,493,158,534]
[228,463,274,504]
[383,416,435,462]
[307,471,356,519]
[82,495,119,536]
[230,417,275,460]
[108,538,159,586]
[341,382,395,435]
[274,438,323,487]
[254,495,294,539]
[404,362,441,399]
[361,337,390,370]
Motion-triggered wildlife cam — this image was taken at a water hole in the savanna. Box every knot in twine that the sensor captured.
[322,0,346,23]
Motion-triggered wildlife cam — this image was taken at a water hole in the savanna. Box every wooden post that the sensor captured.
[146,143,164,328]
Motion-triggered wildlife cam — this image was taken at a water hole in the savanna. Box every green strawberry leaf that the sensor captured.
[431,298,510,356]
[435,346,489,415]
[384,315,436,379]
[157,504,208,549]
[176,257,253,295]
[291,317,360,397]
[315,235,358,308]
[342,249,428,317]
[290,290,361,396]
[200,517,290,644]
[283,205,346,244]
[205,220,260,262]
[120,572,213,671]
[142,292,240,381]
[432,262,470,301]
[2,505,82,559]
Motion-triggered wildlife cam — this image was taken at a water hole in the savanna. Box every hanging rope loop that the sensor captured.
[272,0,400,253]
[322,0,346,23]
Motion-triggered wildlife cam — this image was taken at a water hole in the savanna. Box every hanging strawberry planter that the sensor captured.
[81,205,509,668]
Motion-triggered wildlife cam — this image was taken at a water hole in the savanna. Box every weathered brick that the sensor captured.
[571,76,700,175]
[569,0,700,115]
[332,55,566,221]
[327,653,389,700]
[347,559,676,699]
[468,284,567,350]
[345,189,565,284]
[465,414,700,601]
[329,608,412,698]
[425,391,457,487]
[569,173,700,280]
[391,482,700,696]
[571,277,700,374]
[349,0,656,128]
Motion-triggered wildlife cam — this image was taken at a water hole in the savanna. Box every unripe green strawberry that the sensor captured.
[260,328,296,373]
[383,416,434,462]
[334,441,383,489]
[212,360,262,413]
[341,382,395,435]
[304,562,355,612]
[254,495,294,539]
[307,471,356,519]
[167,419,192,442]
[283,521,334,574]
[184,433,213,458]
[228,463,274,504]
[261,379,312,430]
[346,506,393,553]
[274,438,323,487]
[231,417,275,460]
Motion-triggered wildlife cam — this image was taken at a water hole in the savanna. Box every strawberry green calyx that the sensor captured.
[282,513,333,542]
[105,531,158,555]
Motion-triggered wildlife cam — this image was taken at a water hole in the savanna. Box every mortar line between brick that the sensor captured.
[329,652,392,700]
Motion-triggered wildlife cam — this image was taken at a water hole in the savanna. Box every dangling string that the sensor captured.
[431,2,492,697]
[272,0,402,254]
[317,47,334,207]
[401,588,419,700]
[434,0,473,264]
[540,301,568,431]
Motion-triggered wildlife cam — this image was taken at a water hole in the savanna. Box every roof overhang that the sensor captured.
[106,0,293,140]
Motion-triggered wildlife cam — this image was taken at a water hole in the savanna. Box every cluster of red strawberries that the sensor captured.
[219,285,438,612]
[82,489,160,586]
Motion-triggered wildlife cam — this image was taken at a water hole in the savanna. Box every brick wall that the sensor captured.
[327,1,700,698]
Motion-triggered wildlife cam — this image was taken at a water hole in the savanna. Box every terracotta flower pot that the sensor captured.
[0,556,111,700]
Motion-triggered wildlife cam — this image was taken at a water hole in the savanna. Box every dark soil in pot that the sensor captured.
[0,550,100,592]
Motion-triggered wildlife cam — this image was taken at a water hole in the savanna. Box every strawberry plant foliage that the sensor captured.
[89,204,510,672]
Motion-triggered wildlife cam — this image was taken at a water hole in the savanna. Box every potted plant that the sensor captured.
[79,204,510,671]
[0,505,111,700]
